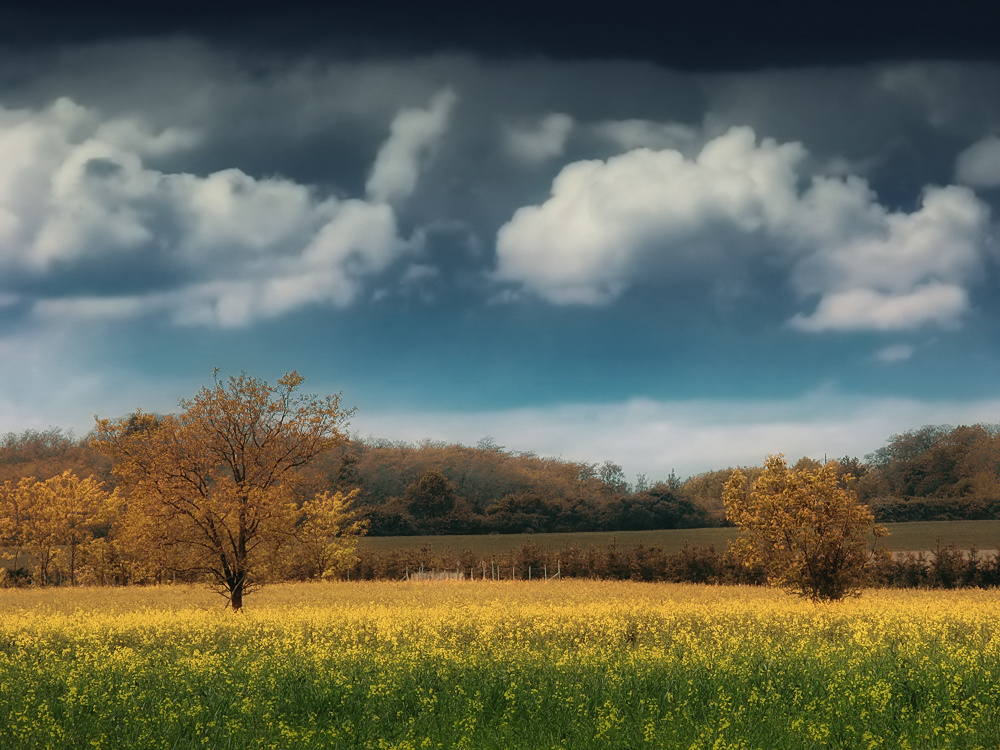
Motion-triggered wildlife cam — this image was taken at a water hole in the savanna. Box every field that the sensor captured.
[358,518,1000,556]
[3,582,1000,749]
[3,519,997,573]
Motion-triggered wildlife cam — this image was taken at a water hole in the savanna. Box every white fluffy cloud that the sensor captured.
[790,284,969,332]
[789,185,988,331]
[955,135,1000,188]
[365,89,457,204]
[495,127,992,331]
[496,128,806,304]
[502,113,574,164]
[0,97,418,328]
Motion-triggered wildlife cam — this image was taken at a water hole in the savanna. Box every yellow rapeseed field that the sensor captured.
[2,581,999,748]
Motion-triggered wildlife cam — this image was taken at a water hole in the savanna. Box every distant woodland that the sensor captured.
[4,422,1000,538]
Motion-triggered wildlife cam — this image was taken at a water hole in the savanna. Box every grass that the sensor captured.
[2,581,1000,749]
[3,520,998,571]
[3,520,996,585]
[358,519,1000,556]
[359,527,740,556]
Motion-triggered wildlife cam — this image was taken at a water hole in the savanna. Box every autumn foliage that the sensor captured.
[92,371,364,610]
[724,454,888,602]
[0,471,115,586]
[10,382,1000,599]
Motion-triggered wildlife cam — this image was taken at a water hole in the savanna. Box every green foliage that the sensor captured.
[290,490,368,580]
[485,493,558,534]
[602,483,711,530]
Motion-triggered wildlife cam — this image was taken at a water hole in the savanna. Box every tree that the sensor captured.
[0,478,27,573]
[31,471,115,586]
[723,454,887,602]
[404,470,457,520]
[93,371,355,610]
[484,493,555,533]
[1,472,114,585]
[288,490,368,580]
[683,466,764,525]
[598,460,628,496]
[610,482,711,530]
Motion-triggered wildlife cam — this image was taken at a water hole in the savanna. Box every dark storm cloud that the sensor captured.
[0,39,452,196]
[2,0,996,69]
[701,64,1000,206]
[1,38,999,335]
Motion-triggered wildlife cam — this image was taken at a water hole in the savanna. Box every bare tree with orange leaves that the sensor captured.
[93,371,357,610]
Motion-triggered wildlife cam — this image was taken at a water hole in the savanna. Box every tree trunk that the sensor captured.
[229,571,245,612]
[230,587,243,612]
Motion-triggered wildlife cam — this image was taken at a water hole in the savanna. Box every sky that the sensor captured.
[1,1,999,481]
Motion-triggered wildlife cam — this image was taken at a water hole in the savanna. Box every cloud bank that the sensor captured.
[2,48,998,337]
[496,127,991,331]
[354,393,1000,480]
[0,94,465,328]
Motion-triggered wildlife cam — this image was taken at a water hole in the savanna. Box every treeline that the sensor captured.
[859,424,1000,521]
[313,436,713,535]
[0,428,714,537]
[4,421,1000,549]
[320,422,1000,532]
[344,540,1000,591]
[0,428,112,485]
[0,469,363,590]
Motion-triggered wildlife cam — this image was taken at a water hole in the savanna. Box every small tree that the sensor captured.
[93,371,354,610]
[723,454,888,602]
[2,472,113,586]
[32,471,115,586]
[291,490,368,580]
[0,479,25,572]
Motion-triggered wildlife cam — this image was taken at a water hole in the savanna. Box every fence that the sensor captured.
[404,561,562,582]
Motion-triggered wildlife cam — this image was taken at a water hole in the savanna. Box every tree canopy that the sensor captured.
[723,454,888,602]
[92,371,360,610]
